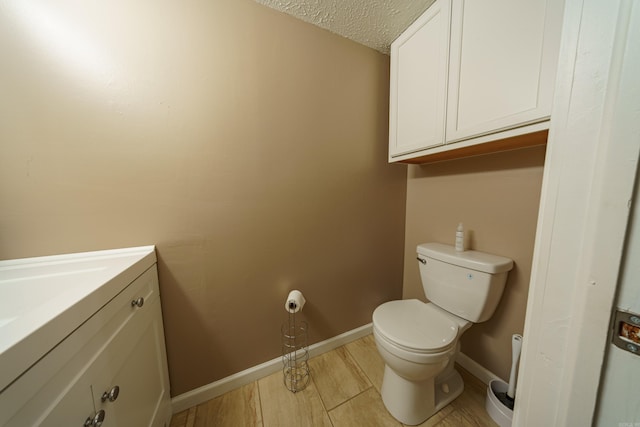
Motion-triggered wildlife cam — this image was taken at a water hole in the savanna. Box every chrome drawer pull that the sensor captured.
[131,297,144,308]
[101,385,120,402]
[84,409,105,426]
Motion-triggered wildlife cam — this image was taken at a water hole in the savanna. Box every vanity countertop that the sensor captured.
[0,246,156,393]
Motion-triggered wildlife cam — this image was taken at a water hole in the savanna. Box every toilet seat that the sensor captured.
[373,300,458,354]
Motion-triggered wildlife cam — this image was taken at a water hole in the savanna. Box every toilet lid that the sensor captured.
[373,300,459,353]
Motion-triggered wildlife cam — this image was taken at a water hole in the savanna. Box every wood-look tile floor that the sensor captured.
[170,334,498,427]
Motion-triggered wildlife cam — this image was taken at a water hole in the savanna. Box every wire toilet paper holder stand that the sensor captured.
[281,300,310,393]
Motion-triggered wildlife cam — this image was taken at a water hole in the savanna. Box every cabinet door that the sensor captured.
[446,0,562,143]
[94,303,171,427]
[389,0,450,159]
[92,268,171,427]
[1,324,102,427]
[39,383,98,427]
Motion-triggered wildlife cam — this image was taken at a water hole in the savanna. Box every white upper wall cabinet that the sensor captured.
[389,0,564,163]
[388,0,450,158]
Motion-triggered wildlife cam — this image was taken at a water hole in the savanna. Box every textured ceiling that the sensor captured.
[253,0,436,54]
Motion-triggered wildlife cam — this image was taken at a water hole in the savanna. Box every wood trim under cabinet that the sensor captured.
[398,129,548,164]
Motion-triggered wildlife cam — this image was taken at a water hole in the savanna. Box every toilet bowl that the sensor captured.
[373,243,513,425]
[373,299,470,425]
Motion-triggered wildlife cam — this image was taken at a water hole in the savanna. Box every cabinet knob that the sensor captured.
[84,409,106,426]
[101,385,120,402]
[131,296,144,308]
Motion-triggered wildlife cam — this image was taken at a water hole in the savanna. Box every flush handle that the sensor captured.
[417,257,426,265]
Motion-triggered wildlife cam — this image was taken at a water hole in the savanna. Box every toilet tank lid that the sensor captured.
[417,243,513,274]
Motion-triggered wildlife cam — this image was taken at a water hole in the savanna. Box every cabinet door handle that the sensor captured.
[131,296,144,308]
[84,409,106,426]
[101,385,120,402]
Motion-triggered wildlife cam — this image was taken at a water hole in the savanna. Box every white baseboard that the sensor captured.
[171,323,373,413]
[456,352,504,386]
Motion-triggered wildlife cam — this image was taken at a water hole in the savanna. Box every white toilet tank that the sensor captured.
[417,243,513,323]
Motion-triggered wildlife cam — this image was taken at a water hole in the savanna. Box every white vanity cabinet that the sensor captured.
[389,0,564,163]
[0,247,172,427]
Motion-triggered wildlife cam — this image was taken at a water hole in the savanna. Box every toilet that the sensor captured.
[373,242,513,425]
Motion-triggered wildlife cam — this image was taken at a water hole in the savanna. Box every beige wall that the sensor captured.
[0,0,407,395]
[403,145,545,381]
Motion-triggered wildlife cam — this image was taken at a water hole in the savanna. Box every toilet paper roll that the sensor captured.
[285,290,306,313]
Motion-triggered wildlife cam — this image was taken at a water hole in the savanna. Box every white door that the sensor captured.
[594,181,640,424]
[514,0,640,425]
